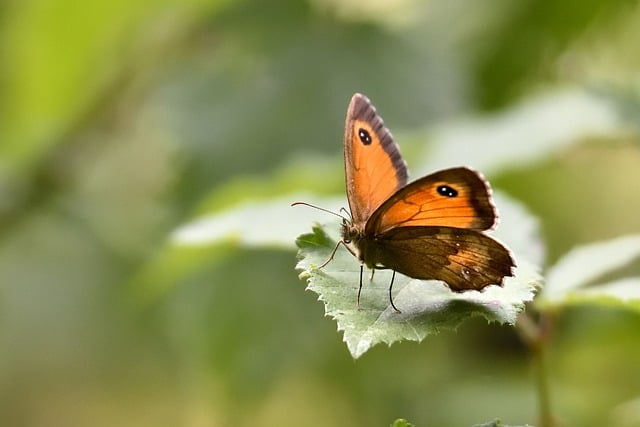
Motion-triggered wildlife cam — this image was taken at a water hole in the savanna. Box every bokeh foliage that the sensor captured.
[1,0,640,426]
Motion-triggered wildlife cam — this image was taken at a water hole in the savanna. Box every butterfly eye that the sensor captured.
[357,128,372,145]
[437,185,458,197]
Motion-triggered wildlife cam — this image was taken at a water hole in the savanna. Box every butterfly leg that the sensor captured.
[388,270,401,313]
[356,264,364,309]
[371,266,401,313]
[319,240,350,268]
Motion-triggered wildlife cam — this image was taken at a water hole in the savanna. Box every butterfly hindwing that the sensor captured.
[360,226,515,291]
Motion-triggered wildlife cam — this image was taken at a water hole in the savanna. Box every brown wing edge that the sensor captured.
[460,166,500,231]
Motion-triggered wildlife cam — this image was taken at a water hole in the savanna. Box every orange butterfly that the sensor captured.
[296,93,515,312]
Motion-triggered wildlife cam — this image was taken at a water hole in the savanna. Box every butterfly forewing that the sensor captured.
[344,94,408,226]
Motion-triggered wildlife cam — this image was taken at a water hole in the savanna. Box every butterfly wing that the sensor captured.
[366,167,498,235]
[361,226,515,291]
[344,93,408,226]
[361,167,514,291]
[341,96,513,292]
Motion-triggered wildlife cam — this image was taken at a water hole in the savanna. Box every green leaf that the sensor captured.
[538,234,640,311]
[471,420,533,427]
[170,194,344,249]
[296,224,540,358]
[390,419,414,427]
[167,157,344,249]
[548,278,640,311]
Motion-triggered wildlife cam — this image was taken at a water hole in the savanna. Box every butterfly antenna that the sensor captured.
[291,201,349,221]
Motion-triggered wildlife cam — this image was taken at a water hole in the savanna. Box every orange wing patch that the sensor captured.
[367,167,497,234]
[347,119,403,220]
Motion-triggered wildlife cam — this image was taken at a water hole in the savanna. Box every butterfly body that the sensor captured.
[339,93,515,303]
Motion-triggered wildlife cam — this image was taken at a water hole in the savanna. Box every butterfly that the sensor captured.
[295,93,515,312]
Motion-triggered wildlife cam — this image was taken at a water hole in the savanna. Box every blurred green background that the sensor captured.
[2,0,640,426]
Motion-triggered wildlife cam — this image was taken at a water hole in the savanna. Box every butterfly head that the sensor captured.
[341,216,368,262]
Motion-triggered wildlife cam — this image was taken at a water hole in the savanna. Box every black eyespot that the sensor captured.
[358,128,372,145]
[437,185,458,197]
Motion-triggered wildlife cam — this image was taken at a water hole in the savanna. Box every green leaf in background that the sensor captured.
[414,87,630,176]
[538,234,640,311]
[0,0,229,171]
[390,419,414,427]
[610,395,640,426]
[170,194,337,249]
[471,420,533,427]
[127,157,343,298]
[128,192,347,299]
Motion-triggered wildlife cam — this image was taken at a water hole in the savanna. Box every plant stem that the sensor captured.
[532,336,552,427]
[516,312,554,427]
